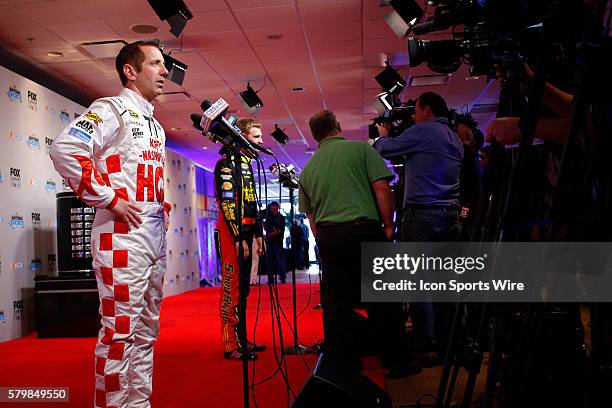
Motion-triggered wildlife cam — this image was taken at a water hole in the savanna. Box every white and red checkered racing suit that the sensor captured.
[49,87,171,408]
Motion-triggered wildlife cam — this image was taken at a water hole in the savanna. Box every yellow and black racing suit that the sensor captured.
[214,152,262,353]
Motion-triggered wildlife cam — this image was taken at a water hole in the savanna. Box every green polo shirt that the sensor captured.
[298,136,394,223]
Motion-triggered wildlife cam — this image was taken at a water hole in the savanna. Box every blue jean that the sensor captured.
[266,243,285,283]
[402,207,460,351]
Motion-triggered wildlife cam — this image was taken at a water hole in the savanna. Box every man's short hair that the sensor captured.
[417,92,449,118]
[115,39,162,86]
[236,118,262,135]
[308,110,341,142]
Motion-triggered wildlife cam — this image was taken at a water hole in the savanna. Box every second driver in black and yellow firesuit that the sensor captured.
[214,118,267,361]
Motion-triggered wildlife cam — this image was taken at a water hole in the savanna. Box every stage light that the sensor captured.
[375,64,406,95]
[147,0,193,37]
[239,83,264,113]
[271,124,288,144]
[162,53,188,85]
[384,0,423,38]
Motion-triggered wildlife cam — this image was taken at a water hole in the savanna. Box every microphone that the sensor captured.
[198,97,259,156]
[269,163,299,188]
[200,98,229,132]
[190,113,203,131]
[196,97,276,156]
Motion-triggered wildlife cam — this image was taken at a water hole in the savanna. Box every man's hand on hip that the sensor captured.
[111,199,142,230]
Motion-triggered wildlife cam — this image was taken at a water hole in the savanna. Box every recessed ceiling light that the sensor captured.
[170,127,181,131]
[267,34,283,40]
[291,87,305,92]
[45,51,64,58]
[201,147,208,150]
[130,24,159,34]
[466,76,480,81]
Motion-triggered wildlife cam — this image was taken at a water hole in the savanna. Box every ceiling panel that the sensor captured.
[181,31,250,51]
[15,0,99,25]
[243,26,304,47]
[227,0,291,9]
[184,0,228,12]
[0,4,35,28]
[233,5,299,30]
[20,43,91,63]
[0,0,497,170]
[310,40,361,59]
[298,0,361,25]
[253,43,310,62]
[48,20,119,44]
[0,25,66,48]
[199,47,258,65]
[304,21,361,44]
[181,10,240,35]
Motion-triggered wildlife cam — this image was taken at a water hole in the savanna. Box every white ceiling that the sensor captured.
[0,0,500,186]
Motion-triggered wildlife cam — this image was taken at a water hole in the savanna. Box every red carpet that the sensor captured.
[0,282,385,407]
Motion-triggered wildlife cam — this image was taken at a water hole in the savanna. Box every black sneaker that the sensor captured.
[247,342,267,352]
[224,350,258,361]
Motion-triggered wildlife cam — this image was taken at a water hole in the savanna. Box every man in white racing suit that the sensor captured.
[49,39,170,408]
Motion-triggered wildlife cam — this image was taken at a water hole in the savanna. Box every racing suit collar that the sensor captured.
[120,87,155,116]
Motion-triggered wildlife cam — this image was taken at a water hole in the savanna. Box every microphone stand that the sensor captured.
[281,181,311,356]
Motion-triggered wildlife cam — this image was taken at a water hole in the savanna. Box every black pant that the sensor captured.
[402,207,460,353]
[317,221,407,371]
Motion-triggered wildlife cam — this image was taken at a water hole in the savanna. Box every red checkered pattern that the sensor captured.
[115,316,130,334]
[105,373,120,392]
[114,221,129,234]
[96,357,106,376]
[108,343,125,361]
[99,233,113,251]
[101,297,115,317]
[95,389,106,407]
[113,250,128,268]
[101,267,113,285]
[106,154,121,174]
[114,284,129,302]
[101,327,114,345]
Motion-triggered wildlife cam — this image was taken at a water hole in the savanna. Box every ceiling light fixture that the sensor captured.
[147,0,193,37]
[239,83,264,114]
[45,51,64,58]
[375,64,406,95]
[271,124,289,144]
[384,0,423,38]
[163,52,188,85]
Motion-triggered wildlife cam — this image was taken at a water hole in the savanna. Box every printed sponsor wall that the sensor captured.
[0,65,199,342]
[163,150,200,297]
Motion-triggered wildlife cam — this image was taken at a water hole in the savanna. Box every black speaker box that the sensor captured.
[291,354,392,408]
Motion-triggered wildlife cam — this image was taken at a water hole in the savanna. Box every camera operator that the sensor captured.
[213,118,266,361]
[373,91,463,361]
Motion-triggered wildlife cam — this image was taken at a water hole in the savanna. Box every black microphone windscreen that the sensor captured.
[201,99,212,111]
[190,113,203,131]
